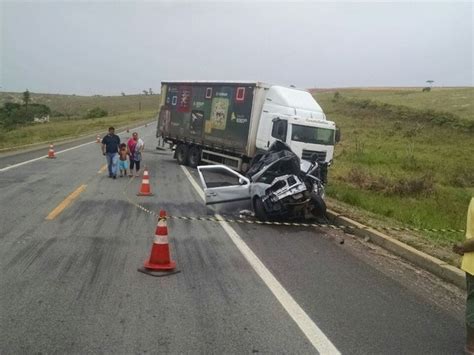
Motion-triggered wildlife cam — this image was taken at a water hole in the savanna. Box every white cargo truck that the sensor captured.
[156,81,339,174]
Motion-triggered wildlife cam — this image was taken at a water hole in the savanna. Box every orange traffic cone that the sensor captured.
[144,210,176,271]
[96,134,101,143]
[47,144,56,159]
[137,168,153,196]
[137,210,179,277]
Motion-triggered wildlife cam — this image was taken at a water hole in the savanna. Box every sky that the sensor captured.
[0,1,472,95]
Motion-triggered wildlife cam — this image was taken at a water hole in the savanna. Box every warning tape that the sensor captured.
[171,214,465,234]
[123,176,465,234]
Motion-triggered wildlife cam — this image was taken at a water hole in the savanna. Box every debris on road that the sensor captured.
[239,209,254,218]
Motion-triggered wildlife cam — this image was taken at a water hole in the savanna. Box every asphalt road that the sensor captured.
[0,124,466,354]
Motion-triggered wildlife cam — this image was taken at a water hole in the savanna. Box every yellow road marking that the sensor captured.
[46,184,87,220]
[98,164,107,174]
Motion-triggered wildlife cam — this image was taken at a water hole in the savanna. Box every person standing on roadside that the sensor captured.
[127,132,144,177]
[101,126,120,179]
[453,197,474,354]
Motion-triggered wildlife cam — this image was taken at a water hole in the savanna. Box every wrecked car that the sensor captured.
[197,141,328,221]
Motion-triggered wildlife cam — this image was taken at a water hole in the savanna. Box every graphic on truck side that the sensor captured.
[210,97,229,131]
[161,84,254,151]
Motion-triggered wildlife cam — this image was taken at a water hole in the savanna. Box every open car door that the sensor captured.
[197,165,251,205]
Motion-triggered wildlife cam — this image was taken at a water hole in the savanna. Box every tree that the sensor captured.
[142,90,149,96]
[121,92,126,96]
[23,89,30,112]
[0,102,51,127]
[85,107,108,119]
[149,88,153,95]
[426,80,434,88]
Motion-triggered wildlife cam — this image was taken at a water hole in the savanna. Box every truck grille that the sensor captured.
[302,149,326,162]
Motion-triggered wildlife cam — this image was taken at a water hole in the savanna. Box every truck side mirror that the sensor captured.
[335,128,341,143]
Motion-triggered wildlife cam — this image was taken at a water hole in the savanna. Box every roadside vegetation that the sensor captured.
[0,91,160,149]
[0,91,159,117]
[0,110,155,150]
[314,88,474,264]
[317,87,473,122]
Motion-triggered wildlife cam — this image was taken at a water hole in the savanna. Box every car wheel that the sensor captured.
[176,144,189,165]
[310,193,328,222]
[254,197,267,221]
[188,146,201,168]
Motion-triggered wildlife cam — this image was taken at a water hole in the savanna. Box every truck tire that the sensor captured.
[176,144,189,165]
[188,146,201,168]
[254,197,268,221]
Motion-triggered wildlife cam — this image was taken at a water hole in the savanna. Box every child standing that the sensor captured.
[118,143,129,177]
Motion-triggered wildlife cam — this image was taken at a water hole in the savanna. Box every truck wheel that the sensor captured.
[310,193,328,222]
[254,197,267,221]
[188,146,201,168]
[176,144,189,165]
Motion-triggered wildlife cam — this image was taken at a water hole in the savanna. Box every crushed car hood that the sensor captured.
[246,141,301,182]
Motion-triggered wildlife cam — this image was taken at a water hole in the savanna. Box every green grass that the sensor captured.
[0,92,160,117]
[0,91,161,148]
[0,110,156,149]
[314,87,473,121]
[314,88,473,262]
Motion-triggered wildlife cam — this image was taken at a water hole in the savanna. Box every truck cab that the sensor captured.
[256,86,338,164]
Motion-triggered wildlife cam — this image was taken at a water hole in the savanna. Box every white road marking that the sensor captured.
[181,166,205,201]
[181,165,340,354]
[0,155,47,172]
[0,122,153,173]
[0,141,94,172]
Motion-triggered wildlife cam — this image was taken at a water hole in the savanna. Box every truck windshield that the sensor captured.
[291,124,335,145]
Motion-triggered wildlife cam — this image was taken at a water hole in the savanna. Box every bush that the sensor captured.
[390,175,434,196]
[343,167,434,196]
[0,102,51,127]
[346,167,388,192]
[29,103,51,117]
[85,107,108,119]
[51,110,65,117]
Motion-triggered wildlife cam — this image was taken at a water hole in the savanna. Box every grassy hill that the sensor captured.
[313,87,474,263]
[312,87,473,121]
[0,92,160,118]
[0,92,160,149]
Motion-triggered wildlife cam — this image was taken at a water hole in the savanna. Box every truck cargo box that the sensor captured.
[158,81,264,156]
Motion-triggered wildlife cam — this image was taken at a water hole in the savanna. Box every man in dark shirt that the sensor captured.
[101,126,120,179]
